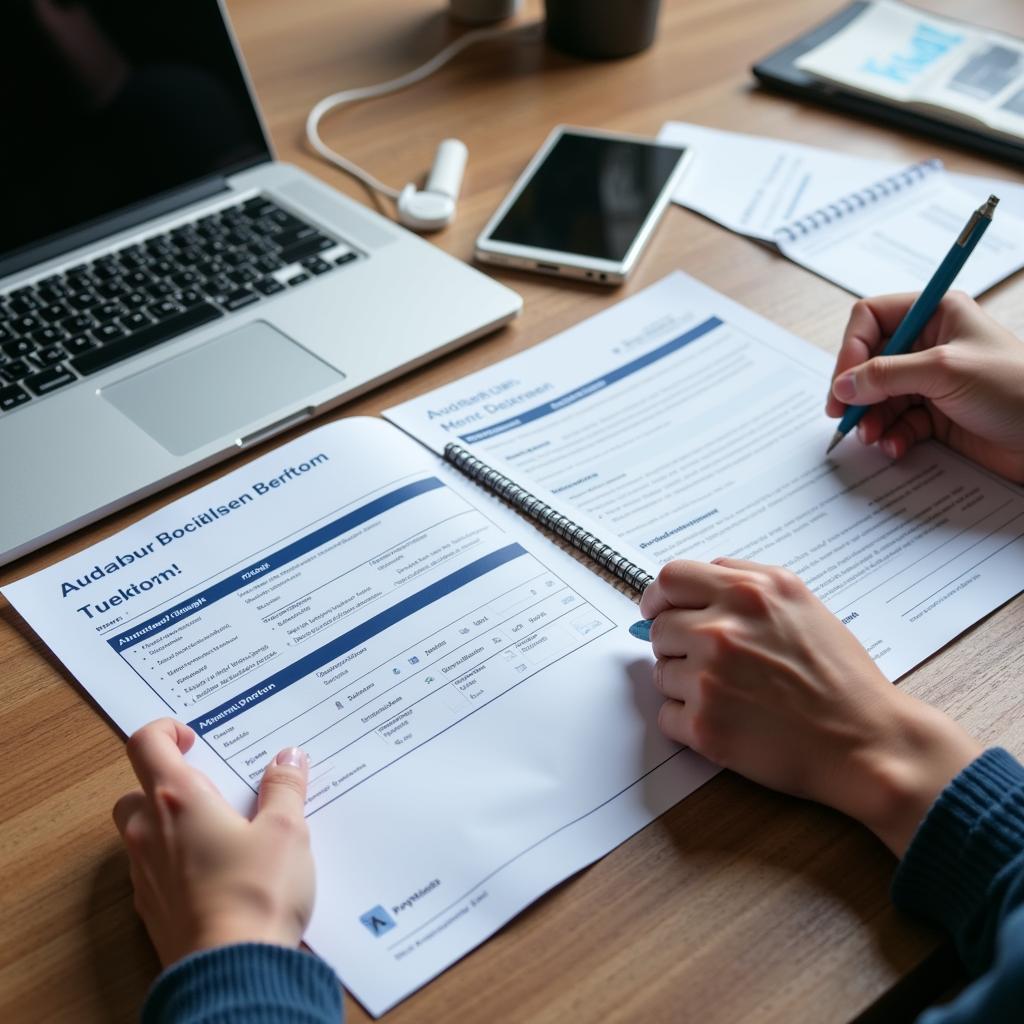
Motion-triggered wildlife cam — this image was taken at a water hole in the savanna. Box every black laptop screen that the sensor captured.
[1,0,270,261]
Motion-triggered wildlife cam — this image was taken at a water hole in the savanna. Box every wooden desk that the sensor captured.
[3,1,1023,1020]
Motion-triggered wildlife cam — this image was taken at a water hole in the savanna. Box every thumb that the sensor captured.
[832,349,954,406]
[257,747,310,819]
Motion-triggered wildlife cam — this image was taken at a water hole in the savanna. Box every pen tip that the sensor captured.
[628,619,653,642]
[826,430,844,455]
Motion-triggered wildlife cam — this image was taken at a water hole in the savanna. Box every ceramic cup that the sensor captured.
[449,0,523,24]
[544,0,661,59]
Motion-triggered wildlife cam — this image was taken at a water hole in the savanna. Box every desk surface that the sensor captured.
[3,1,1024,1021]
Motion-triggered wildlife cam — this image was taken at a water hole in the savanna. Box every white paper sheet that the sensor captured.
[384,272,1024,683]
[1,416,717,1016]
[658,121,1024,296]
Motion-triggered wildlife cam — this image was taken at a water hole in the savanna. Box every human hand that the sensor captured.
[827,291,1024,483]
[640,559,983,857]
[113,719,314,967]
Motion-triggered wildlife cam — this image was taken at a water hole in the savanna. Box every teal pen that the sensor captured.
[629,619,653,642]
[826,194,999,455]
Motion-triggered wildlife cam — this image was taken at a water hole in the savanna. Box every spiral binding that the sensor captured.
[774,158,942,245]
[444,443,654,594]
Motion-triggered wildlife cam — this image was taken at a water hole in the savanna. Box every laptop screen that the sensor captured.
[1,0,270,262]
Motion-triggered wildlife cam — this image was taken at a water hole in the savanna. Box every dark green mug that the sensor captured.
[544,0,662,59]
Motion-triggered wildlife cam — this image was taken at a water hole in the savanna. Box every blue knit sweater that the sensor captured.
[141,748,1024,1023]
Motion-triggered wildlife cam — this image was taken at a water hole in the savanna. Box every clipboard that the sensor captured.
[752,1,1024,169]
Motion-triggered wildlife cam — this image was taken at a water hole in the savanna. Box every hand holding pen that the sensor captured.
[826,195,998,454]
[822,295,1024,482]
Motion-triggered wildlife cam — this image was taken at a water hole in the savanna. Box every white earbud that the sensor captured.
[396,139,468,232]
[307,24,540,233]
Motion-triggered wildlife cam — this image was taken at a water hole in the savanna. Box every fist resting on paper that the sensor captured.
[640,558,981,858]
[112,718,315,967]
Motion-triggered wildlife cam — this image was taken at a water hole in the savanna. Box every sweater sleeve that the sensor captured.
[891,747,1024,1024]
[141,943,342,1024]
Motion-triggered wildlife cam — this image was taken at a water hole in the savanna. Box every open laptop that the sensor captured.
[0,0,521,567]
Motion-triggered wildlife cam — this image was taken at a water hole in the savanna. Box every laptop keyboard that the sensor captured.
[0,196,360,414]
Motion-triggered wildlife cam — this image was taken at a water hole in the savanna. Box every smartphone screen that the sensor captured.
[486,132,686,262]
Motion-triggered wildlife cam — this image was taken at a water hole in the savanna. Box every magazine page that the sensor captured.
[794,1,1024,141]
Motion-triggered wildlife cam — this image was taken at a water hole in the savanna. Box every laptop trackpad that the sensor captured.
[102,321,345,456]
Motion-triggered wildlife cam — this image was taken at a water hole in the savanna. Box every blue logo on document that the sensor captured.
[360,905,396,938]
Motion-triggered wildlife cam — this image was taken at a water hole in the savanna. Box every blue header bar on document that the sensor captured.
[187,543,529,735]
[108,478,446,652]
[459,316,723,444]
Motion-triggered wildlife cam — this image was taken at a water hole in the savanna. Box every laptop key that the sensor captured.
[90,263,120,282]
[118,269,150,288]
[97,280,129,300]
[119,311,153,332]
[30,326,67,347]
[123,291,149,309]
[287,272,311,287]
[278,235,334,264]
[147,280,177,299]
[72,302,223,376]
[301,257,332,275]
[335,252,358,266]
[94,303,125,322]
[9,294,43,315]
[257,255,284,274]
[0,384,31,412]
[2,338,33,359]
[31,345,66,369]
[11,314,43,335]
[63,336,96,357]
[24,365,77,396]
[172,270,201,290]
[228,267,260,285]
[223,288,260,311]
[0,323,12,343]
[0,357,32,380]
[91,323,127,344]
[61,313,95,334]
[68,291,100,311]
[274,225,317,249]
[37,281,71,302]
[254,277,286,296]
[40,303,72,324]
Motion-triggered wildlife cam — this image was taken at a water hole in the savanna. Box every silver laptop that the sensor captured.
[0,0,520,567]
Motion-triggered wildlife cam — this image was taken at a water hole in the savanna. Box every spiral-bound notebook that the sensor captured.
[766,157,1020,296]
[659,121,1024,298]
[443,442,654,594]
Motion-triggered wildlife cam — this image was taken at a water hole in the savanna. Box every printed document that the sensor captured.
[385,272,1024,682]
[794,0,1024,143]
[658,121,1024,297]
[1,417,716,1016]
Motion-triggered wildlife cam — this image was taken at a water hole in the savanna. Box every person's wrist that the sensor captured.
[841,693,982,858]
[188,910,303,959]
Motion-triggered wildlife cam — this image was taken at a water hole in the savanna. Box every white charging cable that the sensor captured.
[306,22,541,231]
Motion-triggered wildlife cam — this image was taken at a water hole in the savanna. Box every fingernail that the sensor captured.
[833,374,856,402]
[883,440,898,459]
[857,422,867,443]
[276,747,308,769]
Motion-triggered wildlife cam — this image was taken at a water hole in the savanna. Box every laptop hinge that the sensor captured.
[0,174,233,281]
